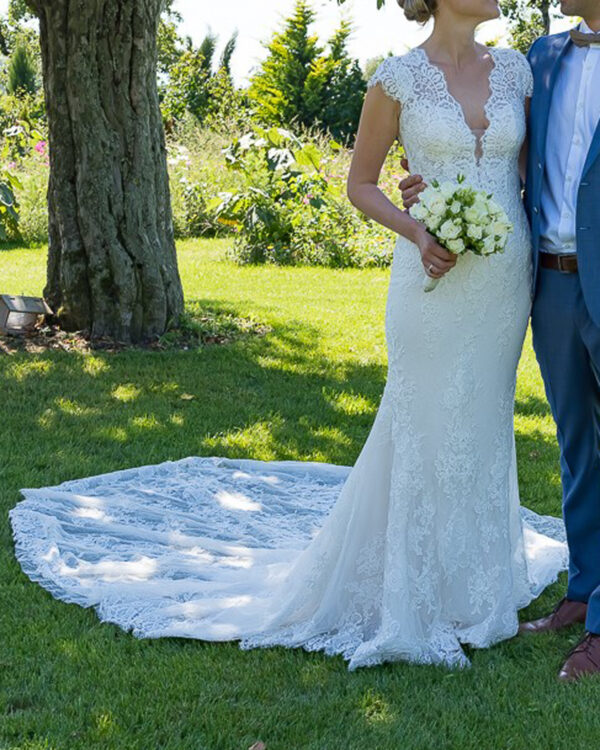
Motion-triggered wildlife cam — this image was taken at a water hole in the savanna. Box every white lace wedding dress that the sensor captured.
[10,46,569,670]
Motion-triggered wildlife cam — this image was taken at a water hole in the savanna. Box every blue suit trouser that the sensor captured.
[531,264,600,634]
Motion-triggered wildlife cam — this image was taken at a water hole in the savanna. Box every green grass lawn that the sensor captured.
[0,239,596,750]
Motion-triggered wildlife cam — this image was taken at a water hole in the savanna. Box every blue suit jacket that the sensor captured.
[525,31,600,326]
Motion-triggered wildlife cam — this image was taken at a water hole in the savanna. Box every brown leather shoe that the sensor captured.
[558,633,600,682]
[518,597,587,634]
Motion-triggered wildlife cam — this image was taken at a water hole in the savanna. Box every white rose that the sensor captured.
[438,219,462,240]
[450,200,461,214]
[464,204,487,224]
[467,224,483,240]
[420,186,438,205]
[487,199,504,217]
[410,203,428,221]
[446,238,465,254]
[482,235,497,255]
[426,214,443,232]
[426,195,447,217]
[440,182,456,199]
[491,220,510,237]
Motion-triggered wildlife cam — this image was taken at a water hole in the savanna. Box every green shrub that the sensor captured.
[0,120,47,243]
[212,125,397,268]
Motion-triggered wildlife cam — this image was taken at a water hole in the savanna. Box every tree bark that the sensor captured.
[26,0,184,342]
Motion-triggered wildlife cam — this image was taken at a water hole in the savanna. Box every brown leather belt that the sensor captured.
[540,251,578,273]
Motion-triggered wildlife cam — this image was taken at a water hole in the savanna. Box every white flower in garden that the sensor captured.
[450,201,461,214]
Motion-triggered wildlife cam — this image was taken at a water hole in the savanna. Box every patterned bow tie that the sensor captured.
[570,28,600,47]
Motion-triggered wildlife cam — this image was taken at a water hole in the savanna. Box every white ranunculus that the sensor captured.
[419,174,513,292]
[424,214,442,233]
[464,204,487,224]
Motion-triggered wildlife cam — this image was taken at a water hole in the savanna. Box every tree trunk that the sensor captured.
[26,0,184,342]
[540,0,551,36]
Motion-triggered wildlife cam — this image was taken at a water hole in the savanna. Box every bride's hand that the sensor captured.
[415,226,457,279]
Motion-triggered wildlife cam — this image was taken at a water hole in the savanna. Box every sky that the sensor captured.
[0,0,577,86]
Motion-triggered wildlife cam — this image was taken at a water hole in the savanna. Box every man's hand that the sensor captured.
[399,157,427,210]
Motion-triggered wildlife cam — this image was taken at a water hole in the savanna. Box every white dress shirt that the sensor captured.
[540,20,600,254]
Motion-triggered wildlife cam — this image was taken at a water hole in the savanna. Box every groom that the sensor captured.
[399,0,600,682]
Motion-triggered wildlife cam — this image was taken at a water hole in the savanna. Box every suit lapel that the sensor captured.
[583,119,600,177]
[534,32,572,163]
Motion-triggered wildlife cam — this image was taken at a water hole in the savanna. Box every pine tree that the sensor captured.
[248,0,323,128]
[304,20,366,144]
[249,2,365,143]
[7,42,36,95]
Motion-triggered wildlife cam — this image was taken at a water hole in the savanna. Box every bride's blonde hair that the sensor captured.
[397,0,437,23]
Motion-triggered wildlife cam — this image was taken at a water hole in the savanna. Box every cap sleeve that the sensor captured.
[367,56,404,105]
[506,48,534,98]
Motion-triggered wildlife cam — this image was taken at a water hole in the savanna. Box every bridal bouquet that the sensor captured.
[409,175,513,292]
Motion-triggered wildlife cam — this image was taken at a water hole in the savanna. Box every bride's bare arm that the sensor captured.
[346,84,456,277]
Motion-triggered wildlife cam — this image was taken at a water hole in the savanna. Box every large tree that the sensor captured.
[22,0,183,343]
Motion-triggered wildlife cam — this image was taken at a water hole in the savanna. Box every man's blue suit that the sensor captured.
[525,31,600,633]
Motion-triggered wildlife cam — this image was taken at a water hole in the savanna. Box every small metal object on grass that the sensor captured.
[0,294,53,335]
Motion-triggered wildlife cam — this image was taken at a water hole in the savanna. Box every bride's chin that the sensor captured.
[480,7,501,21]
[478,0,501,20]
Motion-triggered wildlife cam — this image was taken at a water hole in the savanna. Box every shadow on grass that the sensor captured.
[0,296,386,503]
[515,392,553,419]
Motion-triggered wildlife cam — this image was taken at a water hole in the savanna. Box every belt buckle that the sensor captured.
[557,254,571,273]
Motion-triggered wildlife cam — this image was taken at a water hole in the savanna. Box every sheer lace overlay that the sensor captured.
[10,48,567,671]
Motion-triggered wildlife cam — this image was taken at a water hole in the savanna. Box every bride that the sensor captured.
[10,0,569,670]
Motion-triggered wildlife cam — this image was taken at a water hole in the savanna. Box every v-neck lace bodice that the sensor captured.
[415,46,497,164]
[368,46,533,182]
